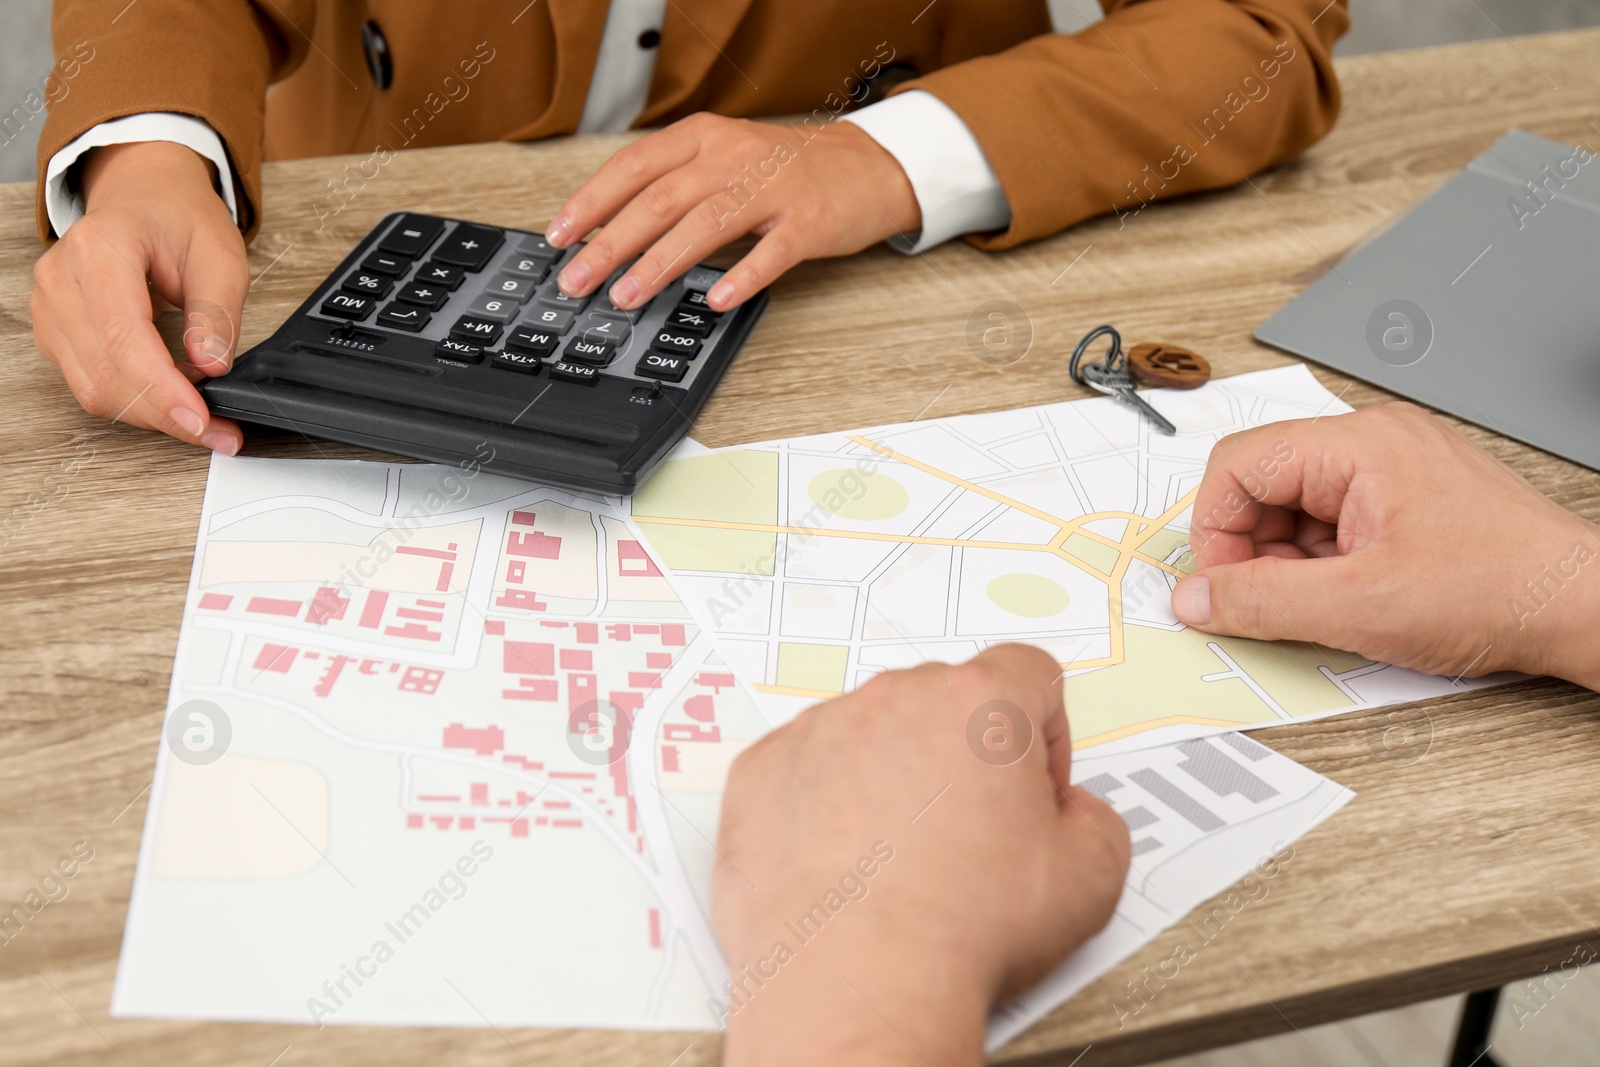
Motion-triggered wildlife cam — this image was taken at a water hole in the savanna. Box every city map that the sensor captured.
[115,454,763,1027]
[116,447,1351,1044]
[632,365,1512,755]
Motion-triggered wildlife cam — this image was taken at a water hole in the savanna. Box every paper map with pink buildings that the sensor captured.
[114,453,766,1028]
[115,446,1350,1047]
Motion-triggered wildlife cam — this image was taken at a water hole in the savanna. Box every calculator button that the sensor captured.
[378,214,443,258]
[649,326,704,359]
[485,273,535,301]
[535,287,589,313]
[636,351,691,382]
[548,360,599,385]
[377,303,430,331]
[450,316,502,344]
[513,232,559,259]
[321,292,375,320]
[417,262,466,290]
[678,289,720,314]
[591,292,643,323]
[505,325,560,357]
[578,313,629,345]
[664,307,716,337]
[468,294,521,323]
[492,349,544,375]
[680,266,724,292]
[523,305,576,333]
[343,271,392,298]
[563,337,616,367]
[501,254,553,280]
[396,281,449,310]
[362,251,410,276]
[435,339,485,363]
[432,223,503,270]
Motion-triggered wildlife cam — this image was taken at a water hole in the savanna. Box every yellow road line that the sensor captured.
[1132,553,1186,577]
[848,434,1078,530]
[752,683,843,700]
[632,515,1058,554]
[640,451,1204,690]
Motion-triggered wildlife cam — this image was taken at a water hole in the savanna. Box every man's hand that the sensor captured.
[713,644,1130,1067]
[545,114,919,313]
[1171,403,1600,689]
[30,141,248,453]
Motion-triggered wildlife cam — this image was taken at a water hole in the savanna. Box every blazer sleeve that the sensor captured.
[34,0,316,244]
[899,0,1350,250]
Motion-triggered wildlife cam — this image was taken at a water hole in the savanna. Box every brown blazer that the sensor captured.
[37,0,1349,250]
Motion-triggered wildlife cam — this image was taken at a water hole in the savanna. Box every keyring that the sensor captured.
[1069,324,1124,385]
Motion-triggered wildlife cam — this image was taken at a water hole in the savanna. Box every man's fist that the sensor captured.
[714,644,1129,1067]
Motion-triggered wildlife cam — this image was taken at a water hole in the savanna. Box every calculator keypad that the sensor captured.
[435,339,485,363]
[549,361,600,384]
[492,349,543,374]
[321,292,374,319]
[637,351,691,382]
[535,287,589,313]
[592,292,643,323]
[563,338,616,366]
[506,325,560,356]
[487,273,536,301]
[362,251,410,275]
[467,294,522,323]
[666,307,716,336]
[649,326,704,359]
[417,262,466,289]
[451,317,502,344]
[579,314,629,345]
[431,224,503,270]
[679,289,716,313]
[377,214,443,258]
[524,306,576,333]
[204,211,769,499]
[315,215,735,392]
[501,254,553,279]
[343,271,392,298]
[377,304,429,331]
[396,281,449,310]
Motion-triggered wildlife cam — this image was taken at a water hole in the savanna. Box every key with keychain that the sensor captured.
[1069,324,1211,435]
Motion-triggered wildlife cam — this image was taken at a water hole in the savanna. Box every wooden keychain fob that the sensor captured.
[1127,343,1211,389]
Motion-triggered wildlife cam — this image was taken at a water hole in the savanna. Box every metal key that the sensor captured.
[1069,324,1178,435]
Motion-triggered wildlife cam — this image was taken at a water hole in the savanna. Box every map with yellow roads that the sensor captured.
[633,367,1510,754]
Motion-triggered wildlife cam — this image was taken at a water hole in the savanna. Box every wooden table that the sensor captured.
[4,28,1600,1067]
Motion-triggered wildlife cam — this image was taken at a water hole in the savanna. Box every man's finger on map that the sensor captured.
[1171,553,1366,645]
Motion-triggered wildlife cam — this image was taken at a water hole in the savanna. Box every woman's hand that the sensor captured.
[545,113,920,314]
[30,140,248,453]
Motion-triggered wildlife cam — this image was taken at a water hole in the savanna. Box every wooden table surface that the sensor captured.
[4,27,1600,1067]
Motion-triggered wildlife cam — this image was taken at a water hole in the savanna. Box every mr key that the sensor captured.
[1069,325,1211,434]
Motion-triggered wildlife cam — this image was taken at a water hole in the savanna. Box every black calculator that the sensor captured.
[200,212,766,494]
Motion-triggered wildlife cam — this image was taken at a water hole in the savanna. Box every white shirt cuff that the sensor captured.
[44,112,239,238]
[840,90,1012,254]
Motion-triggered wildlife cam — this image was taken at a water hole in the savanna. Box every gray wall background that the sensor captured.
[4,0,1600,183]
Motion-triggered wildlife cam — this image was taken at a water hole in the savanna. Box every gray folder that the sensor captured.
[1256,129,1600,470]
